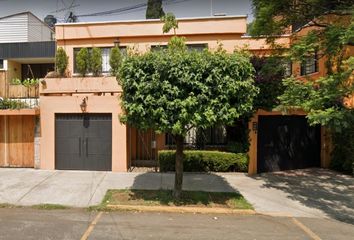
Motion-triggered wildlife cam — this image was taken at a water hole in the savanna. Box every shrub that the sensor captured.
[0,99,29,109]
[55,47,68,77]
[22,78,39,87]
[10,78,22,85]
[159,150,249,172]
[109,46,122,76]
[330,124,354,175]
[91,47,102,76]
[76,48,90,76]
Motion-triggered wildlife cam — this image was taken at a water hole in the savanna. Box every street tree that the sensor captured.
[118,40,257,199]
[146,0,165,19]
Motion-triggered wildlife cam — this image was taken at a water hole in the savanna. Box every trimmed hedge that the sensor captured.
[159,150,248,172]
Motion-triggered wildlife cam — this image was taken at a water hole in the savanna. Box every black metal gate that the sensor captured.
[55,113,112,171]
[257,116,321,173]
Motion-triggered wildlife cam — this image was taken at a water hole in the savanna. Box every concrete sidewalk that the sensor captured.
[0,168,352,223]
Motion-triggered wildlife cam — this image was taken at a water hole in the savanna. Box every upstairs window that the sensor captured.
[0,59,4,69]
[282,59,292,77]
[301,52,318,76]
[73,47,126,74]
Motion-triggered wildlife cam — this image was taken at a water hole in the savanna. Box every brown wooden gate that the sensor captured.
[0,115,35,167]
[128,127,158,169]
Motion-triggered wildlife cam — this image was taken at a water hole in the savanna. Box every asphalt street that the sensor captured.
[0,208,353,240]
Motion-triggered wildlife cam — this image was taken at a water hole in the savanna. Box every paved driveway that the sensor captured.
[225,169,354,224]
[0,168,352,224]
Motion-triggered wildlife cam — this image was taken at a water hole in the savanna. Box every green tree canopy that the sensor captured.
[76,48,91,77]
[55,47,68,77]
[118,39,257,198]
[146,0,165,19]
[161,12,178,34]
[110,46,123,77]
[250,0,353,38]
[91,47,102,77]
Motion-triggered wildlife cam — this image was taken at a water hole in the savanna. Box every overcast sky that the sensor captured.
[0,0,253,23]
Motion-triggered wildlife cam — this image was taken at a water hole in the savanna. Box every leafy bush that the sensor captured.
[330,123,354,175]
[22,78,39,87]
[109,46,122,76]
[251,56,287,111]
[159,150,248,172]
[76,48,90,76]
[10,78,22,85]
[0,99,29,109]
[91,47,102,76]
[55,47,68,77]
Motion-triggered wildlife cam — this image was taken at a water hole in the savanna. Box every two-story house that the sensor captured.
[0,12,55,168]
[39,15,321,174]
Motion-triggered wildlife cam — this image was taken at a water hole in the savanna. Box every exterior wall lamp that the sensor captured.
[80,97,88,112]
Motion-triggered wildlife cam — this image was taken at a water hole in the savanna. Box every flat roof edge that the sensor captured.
[56,15,248,26]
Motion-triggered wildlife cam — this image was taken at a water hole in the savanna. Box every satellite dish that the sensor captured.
[44,15,57,28]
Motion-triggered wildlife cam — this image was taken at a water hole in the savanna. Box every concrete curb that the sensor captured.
[106,204,256,215]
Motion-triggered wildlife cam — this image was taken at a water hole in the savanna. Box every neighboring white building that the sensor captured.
[0,12,54,43]
[0,12,56,99]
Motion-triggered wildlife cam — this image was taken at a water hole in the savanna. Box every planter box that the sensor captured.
[0,108,39,116]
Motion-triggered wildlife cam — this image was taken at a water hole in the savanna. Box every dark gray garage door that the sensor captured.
[257,116,321,173]
[55,114,112,171]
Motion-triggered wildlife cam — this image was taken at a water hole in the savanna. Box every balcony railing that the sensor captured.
[40,76,121,95]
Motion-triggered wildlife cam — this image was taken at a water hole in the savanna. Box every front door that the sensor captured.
[55,113,112,171]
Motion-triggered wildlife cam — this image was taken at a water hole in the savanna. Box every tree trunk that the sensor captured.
[173,134,184,200]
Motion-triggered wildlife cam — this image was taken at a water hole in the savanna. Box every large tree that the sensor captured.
[251,0,354,173]
[146,0,165,19]
[118,40,257,199]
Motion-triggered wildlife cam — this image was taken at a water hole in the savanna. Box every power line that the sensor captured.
[77,0,192,18]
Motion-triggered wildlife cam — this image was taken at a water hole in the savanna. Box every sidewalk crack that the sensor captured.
[16,172,58,204]
[87,172,107,206]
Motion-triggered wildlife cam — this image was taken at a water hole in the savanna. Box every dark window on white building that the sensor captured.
[0,59,4,69]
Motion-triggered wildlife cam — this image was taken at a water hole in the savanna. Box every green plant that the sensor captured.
[330,123,354,175]
[10,78,22,85]
[159,150,249,172]
[146,0,165,19]
[76,48,91,76]
[91,47,102,76]
[32,204,70,210]
[109,46,123,76]
[0,99,29,109]
[161,12,178,34]
[55,47,69,77]
[119,43,257,199]
[119,13,257,199]
[22,78,39,87]
[251,56,287,111]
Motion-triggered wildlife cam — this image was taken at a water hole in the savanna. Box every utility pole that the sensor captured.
[210,0,213,16]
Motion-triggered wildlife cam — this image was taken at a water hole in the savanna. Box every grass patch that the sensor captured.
[98,189,253,210]
[0,203,19,209]
[31,204,70,210]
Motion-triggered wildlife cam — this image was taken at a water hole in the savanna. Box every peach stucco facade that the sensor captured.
[38,16,291,172]
[55,16,290,76]
[39,77,127,171]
